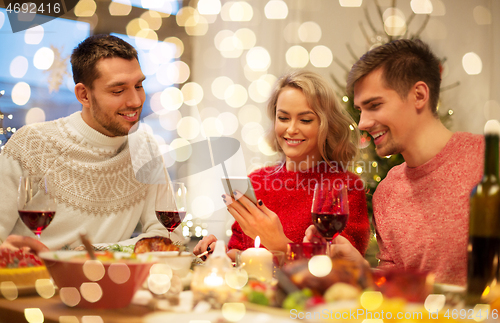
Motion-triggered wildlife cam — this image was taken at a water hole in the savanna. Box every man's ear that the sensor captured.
[75,83,91,108]
[413,81,430,111]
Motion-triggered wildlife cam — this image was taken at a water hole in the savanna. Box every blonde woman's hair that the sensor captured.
[266,70,359,168]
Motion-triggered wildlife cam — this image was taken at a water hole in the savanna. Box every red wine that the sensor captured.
[156,211,186,232]
[312,213,348,240]
[18,210,55,235]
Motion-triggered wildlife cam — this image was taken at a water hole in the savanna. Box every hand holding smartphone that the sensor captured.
[221,177,257,205]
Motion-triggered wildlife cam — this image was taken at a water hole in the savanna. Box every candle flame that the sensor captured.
[254,236,260,248]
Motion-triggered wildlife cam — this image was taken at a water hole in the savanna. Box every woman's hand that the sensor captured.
[224,191,291,253]
[0,235,49,254]
[193,234,218,260]
[304,225,369,268]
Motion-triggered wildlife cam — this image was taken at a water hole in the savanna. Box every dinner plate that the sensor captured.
[143,309,296,323]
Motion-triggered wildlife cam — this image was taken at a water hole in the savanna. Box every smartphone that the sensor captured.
[221,177,258,205]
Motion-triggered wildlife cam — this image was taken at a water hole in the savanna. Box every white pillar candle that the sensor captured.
[240,236,273,281]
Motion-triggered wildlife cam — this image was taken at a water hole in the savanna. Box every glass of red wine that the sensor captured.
[311,181,349,255]
[18,175,57,239]
[155,181,186,238]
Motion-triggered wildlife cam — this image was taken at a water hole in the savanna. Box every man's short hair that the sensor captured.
[346,39,441,115]
[71,34,138,88]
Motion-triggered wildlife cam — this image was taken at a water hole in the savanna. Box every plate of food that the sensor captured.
[0,248,51,298]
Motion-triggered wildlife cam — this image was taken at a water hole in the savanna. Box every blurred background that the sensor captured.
[0,0,498,244]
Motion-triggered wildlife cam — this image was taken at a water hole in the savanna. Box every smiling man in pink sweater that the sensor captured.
[306,39,483,286]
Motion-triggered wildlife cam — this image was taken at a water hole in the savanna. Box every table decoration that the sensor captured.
[240,236,273,282]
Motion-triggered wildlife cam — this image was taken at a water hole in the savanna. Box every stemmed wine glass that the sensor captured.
[311,181,349,255]
[18,175,57,239]
[155,181,187,238]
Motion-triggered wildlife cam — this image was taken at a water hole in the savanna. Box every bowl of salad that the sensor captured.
[39,250,156,309]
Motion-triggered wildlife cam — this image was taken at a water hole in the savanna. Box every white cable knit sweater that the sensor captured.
[0,111,182,249]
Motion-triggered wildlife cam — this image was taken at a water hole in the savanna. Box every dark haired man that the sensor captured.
[0,35,179,252]
[306,39,483,286]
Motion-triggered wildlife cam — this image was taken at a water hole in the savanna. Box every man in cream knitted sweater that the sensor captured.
[0,35,182,251]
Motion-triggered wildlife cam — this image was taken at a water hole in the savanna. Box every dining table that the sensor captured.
[0,293,154,323]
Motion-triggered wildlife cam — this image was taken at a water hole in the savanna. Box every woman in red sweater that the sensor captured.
[195,70,370,259]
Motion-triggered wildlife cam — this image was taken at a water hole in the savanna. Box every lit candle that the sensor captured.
[240,236,273,281]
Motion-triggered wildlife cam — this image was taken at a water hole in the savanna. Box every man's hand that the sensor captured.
[0,235,49,254]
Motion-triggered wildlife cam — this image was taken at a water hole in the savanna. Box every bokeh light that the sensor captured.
[225,268,249,289]
[177,116,201,140]
[83,260,105,281]
[308,255,332,277]
[135,29,159,51]
[221,1,253,22]
[424,294,446,312]
[473,6,492,25]
[164,37,184,58]
[108,263,131,284]
[310,45,333,68]
[234,28,256,50]
[169,138,192,162]
[217,112,239,135]
[286,45,309,68]
[59,287,81,307]
[212,76,234,100]
[431,0,446,16]
[258,137,276,156]
[141,10,163,30]
[192,195,215,219]
[202,117,224,137]
[185,15,209,36]
[221,303,246,322]
[109,0,132,16]
[74,0,97,17]
[225,84,248,108]
[33,47,54,70]
[160,87,184,111]
[248,76,274,103]
[462,52,482,75]
[360,291,384,310]
[24,25,44,44]
[24,308,44,323]
[176,6,199,27]
[246,46,271,71]
[384,8,407,36]
[339,0,362,7]
[12,82,31,106]
[26,107,46,124]
[10,56,29,78]
[411,0,433,14]
[198,0,222,15]
[241,122,265,146]
[126,18,149,38]
[80,282,103,303]
[265,0,288,19]
[0,281,18,300]
[182,82,204,106]
[35,279,56,299]
[238,105,262,126]
[298,22,321,43]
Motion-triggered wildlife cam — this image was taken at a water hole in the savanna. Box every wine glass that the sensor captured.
[155,181,186,238]
[18,175,57,239]
[311,181,349,254]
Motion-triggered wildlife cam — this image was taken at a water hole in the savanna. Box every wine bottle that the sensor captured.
[467,119,500,305]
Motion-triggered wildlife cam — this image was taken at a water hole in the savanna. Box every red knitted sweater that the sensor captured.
[227,163,371,254]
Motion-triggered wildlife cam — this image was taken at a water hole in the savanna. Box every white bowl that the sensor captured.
[138,251,193,277]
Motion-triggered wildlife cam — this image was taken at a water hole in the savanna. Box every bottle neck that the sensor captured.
[484,135,499,180]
